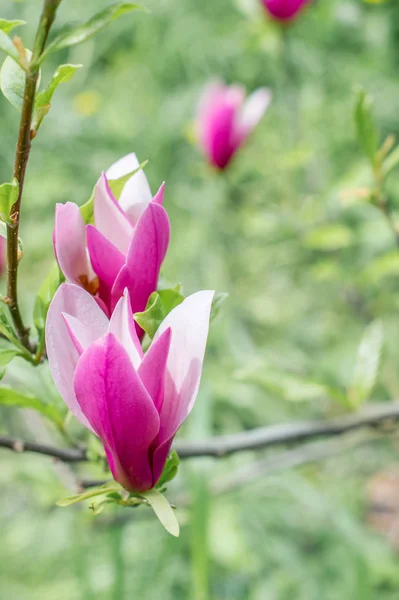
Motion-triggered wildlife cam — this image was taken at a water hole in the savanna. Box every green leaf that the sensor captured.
[0,50,39,111]
[0,348,19,367]
[348,320,383,409]
[354,88,379,163]
[157,450,180,488]
[57,482,122,507]
[0,29,21,64]
[0,386,65,427]
[32,63,82,132]
[134,288,185,339]
[41,3,144,61]
[303,224,355,251]
[211,292,228,321]
[382,146,399,178]
[0,19,26,35]
[141,489,180,537]
[0,179,18,223]
[33,262,64,335]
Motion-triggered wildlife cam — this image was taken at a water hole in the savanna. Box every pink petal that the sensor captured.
[106,153,153,225]
[262,0,309,20]
[93,173,133,255]
[73,333,160,492]
[153,290,214,445]
[138,327,172,414]
[152,182,165,206]
[46,283,109,431]
[234,88,271,146]
[53,202,92,285]
[86,224,125,289]
[111,203,170,316]
[108,291,143,369]
[197,82,245,169]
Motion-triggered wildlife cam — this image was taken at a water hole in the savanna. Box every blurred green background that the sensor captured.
[2,0,399,598]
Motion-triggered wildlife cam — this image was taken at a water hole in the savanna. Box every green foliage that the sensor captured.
[354,88,379,164]
[0,50,39,110]
[141,489,180,537]
[157,450,180,488]
[40,3,144,62]
[0,28,21,65]
[134,287,184,338]
[0,386,65,427]
[0,19,26,35]
[348,320,383,409]
[57,481,122,507]
[0,179,18,223]
[32,64,82,132]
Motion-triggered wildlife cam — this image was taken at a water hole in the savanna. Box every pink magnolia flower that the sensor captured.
[53,153,170,331]
[197,81,271,170]
[46,283,214,492]
[261,0,310,22]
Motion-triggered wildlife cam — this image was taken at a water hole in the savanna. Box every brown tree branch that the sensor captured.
[1,401,399,467]
[7,0,62,349]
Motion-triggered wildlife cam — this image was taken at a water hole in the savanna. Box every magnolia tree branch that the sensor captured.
[7,0,62,349]
[1,401,399,467]
[175,400,399,458]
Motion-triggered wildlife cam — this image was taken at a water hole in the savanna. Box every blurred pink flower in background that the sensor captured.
[46,284,214,492]
[197,81,271,170]
[53,153,170,335]
[261,0,310,22]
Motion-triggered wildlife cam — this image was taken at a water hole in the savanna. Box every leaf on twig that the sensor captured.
[0,386,66,427]
[32,63,82,132]
[141,489,180,537]
[41,3,145,62]
[348,320,383,409]
[0,179,19,224]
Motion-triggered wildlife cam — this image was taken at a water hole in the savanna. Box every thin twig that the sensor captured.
[6,0,62,350]
[1,401,399,468]
[0,435,86,462]
[211,430,387,495]
[174,401,399,458]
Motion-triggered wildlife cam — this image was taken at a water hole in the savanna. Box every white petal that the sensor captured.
[234,87,271,143]
[93,173,133,255]
[46,283,109,431]
[108,291,143,369]
[106,153,152,224]
[154,290,214,440]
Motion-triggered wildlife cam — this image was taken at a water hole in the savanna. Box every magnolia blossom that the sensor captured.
[261,0,310,21]
[197,81,271,170]
[46,283,214,492]
[53,153,170,329]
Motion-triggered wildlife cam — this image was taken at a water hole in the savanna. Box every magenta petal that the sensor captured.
[53,202,92,285]
[151,182,165,206]
[262,0,309,20]
[138,328,171,414]
[86,224,125,289]
[151,435,175,487]
[74,333,160,492]
[46,283,109,431]
[197,83,245,169]
[111,203,170,315]
[93,173,133,255]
